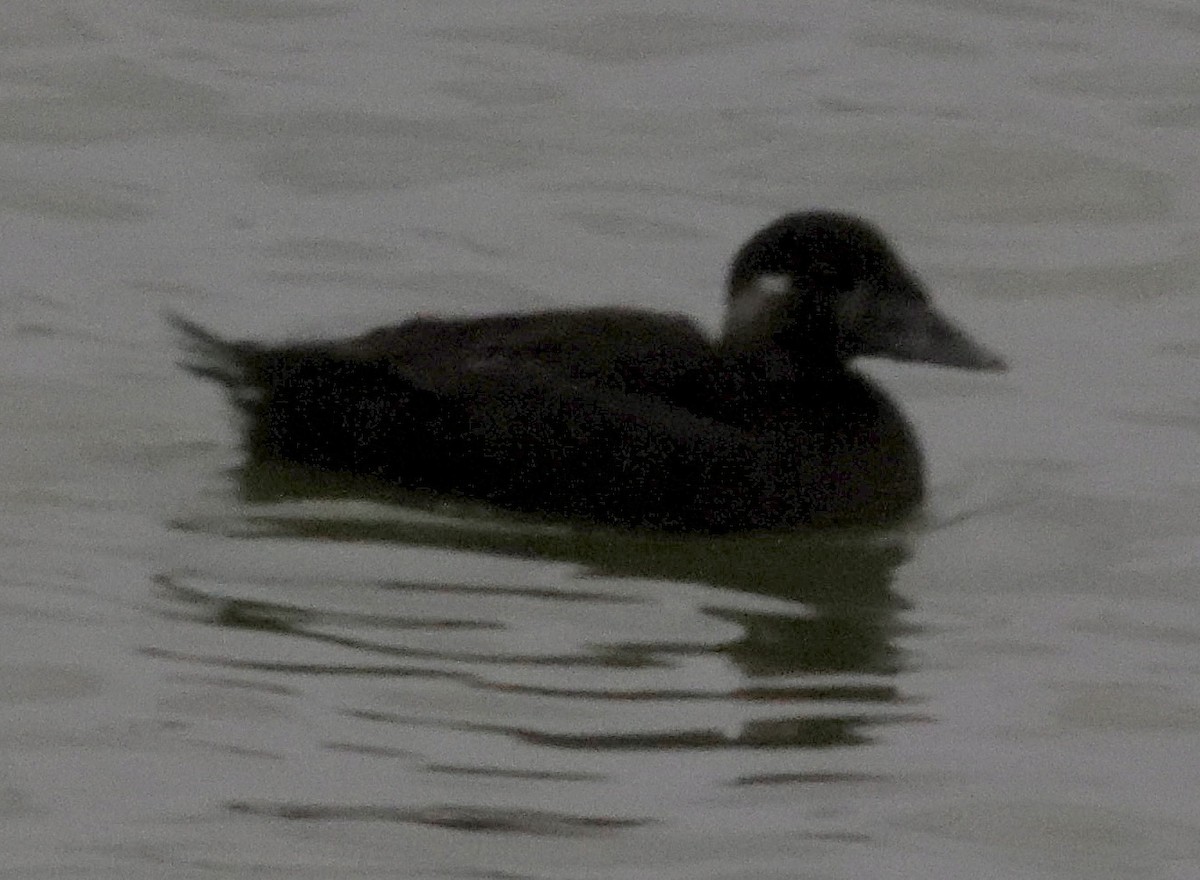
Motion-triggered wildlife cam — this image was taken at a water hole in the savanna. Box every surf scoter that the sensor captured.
[172,211,1004,532]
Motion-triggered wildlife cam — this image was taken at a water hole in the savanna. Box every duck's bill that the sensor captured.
[864,301,1007,372]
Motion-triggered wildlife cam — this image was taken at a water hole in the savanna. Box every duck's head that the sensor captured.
[722,211,1005,372]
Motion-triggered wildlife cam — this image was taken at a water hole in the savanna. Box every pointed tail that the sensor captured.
[166,312,262,389]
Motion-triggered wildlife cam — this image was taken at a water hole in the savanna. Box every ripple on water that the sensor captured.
[228,111,536,195]
[432,12,806,64]
[153,495,922,830]
[721,120,1172,225]
[0,58,226,144]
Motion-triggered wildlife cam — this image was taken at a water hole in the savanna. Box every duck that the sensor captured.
[172,211,1004,533]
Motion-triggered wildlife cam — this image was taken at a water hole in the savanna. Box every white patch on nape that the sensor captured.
[723,272,791,339]
[752,272,791,296]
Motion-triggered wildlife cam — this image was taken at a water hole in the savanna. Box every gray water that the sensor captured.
[3,1,1200,877]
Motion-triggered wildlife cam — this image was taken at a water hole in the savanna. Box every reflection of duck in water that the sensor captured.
[176,512,918,748]
[173,211,1004,533]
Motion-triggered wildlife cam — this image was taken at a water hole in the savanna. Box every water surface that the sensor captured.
[3,1,1200,877]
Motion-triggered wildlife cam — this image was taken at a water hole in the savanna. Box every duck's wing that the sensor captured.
[170,315,777,531]
[340,356,785,532]
[352,308,716,402]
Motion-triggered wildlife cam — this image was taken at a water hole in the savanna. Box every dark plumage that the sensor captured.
[172,211,1004,532]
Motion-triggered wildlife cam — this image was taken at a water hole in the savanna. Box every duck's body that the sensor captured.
[174,212,1004,532]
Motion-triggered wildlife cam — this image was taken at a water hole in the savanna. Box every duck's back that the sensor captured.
[352,307,715,401]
